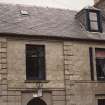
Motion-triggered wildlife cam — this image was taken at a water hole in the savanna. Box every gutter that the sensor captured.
[0,32,105,43]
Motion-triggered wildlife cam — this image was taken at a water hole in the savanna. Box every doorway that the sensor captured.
[27,98,47,105]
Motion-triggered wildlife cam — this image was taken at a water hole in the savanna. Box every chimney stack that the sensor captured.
[94,0,100,4]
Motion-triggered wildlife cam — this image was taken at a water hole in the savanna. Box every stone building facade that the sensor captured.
[0,2,105,105]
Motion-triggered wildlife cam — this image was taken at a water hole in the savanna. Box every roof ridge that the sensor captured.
[0,2,77,12]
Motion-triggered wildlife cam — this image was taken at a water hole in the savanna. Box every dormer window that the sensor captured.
[87,10,102,32]
[75,7,102,33]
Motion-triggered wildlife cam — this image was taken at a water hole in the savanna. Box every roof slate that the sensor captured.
[0,3,105,41]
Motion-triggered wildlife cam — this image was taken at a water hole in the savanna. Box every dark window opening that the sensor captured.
[86,10,102,32]
[89,47,94,80]
[26,45,45,80]
[95,48,105,81]
[98,99,105,105]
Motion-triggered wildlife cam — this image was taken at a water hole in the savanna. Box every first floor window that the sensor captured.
[95,48,105,81]
[98,99,105,105]
[26,45,45,80]
[89,47,105,81]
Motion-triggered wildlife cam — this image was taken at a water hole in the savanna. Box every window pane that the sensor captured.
[89,12,97,21]
[96,50,105,58]
[90,21,98,31]
[96,59,105,80]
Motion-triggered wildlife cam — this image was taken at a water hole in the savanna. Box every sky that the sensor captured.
[0,0,94,10]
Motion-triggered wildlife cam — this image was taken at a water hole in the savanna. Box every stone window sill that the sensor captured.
[25,80,49,83]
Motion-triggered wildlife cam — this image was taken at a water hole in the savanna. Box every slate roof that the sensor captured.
[0,3,105,41]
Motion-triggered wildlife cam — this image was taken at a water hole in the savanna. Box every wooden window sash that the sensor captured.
[86,10,102,32]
